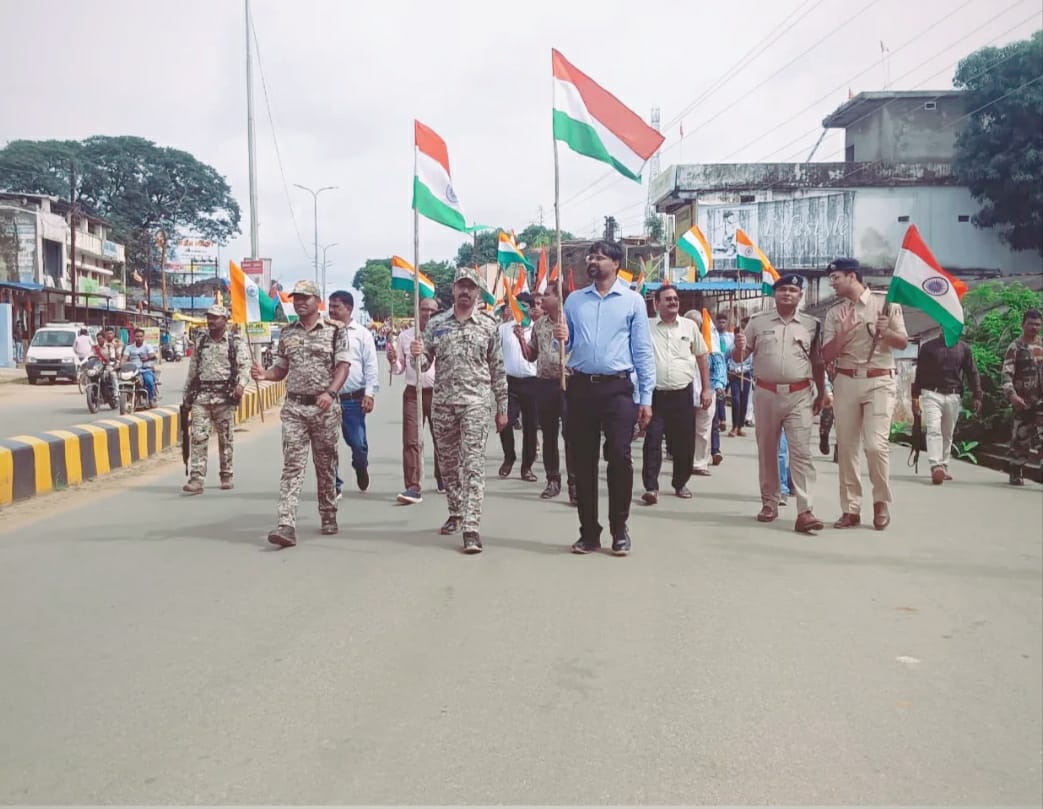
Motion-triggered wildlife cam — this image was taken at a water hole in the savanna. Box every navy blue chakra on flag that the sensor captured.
[921,276,950,296]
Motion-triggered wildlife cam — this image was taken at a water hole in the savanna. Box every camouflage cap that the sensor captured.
[453,266,483,286]
[291,279,321,297]
[206,304,229,317]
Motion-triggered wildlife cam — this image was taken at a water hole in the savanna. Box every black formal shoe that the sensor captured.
[819,434,830,455]
[499,459,515,478]
[570,537,600,554]
[611,531,631,557]
[462,532,483,554]
[540,479,561,499]
[520,467,538,482]
[439,516,463,535]
[356,468,370,492]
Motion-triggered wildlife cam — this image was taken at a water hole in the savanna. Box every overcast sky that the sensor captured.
[3,0,1039,311]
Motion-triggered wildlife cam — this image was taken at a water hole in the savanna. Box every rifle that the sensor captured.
[179,402,191,476]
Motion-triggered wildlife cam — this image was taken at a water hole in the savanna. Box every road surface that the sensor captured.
[0,360,188,438]
[1,375,1040,804]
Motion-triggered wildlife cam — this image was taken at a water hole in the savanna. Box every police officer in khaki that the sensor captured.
[821,258,908,530]
[734,274,827,533]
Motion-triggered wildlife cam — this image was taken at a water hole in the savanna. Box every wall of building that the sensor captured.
[845,96,965,163]
[852,186,1041,273]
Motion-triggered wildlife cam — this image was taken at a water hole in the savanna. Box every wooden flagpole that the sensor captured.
[553,137,566,391]
[413,156,424,488]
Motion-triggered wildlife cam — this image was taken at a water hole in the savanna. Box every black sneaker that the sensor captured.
[462,532,483,554]
[570,537,600,554]
[356,468,370,492]
[611,530,631,557]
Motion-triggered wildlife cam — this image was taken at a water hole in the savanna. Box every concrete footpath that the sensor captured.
[0,382,1040,803]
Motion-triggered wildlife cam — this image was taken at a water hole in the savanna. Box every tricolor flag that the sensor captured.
[552,49,665,182]
[886,224,967,346]
[735,228,780,293]
[390,255,436,299]
[505,284,531,327]
[535,248,550,294]
[229,260,277,323]
[677,225,713,279]
[701,307,716,353]
[498,230,533,270]
[413,120,472,233]
[618,269,634,284]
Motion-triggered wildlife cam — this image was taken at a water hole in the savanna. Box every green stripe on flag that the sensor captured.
[412,177,469,232]
[552,110,641,182]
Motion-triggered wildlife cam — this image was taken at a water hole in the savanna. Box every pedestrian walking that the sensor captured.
[821,258,908,530]
[181,305,252,494]
[498,291,539,482]
[724,314,752,437]
[328,291,378,496]
[911,334,982,485]
[683,309,717,478]
[411,267,509,554]
[521,281,575,502]
[1001,309,1043,486]
[734,273,827,533]
[388,296,443,504]
[252,281,351,548]
[556,240,655,556]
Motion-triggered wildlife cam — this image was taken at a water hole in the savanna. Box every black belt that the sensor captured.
[571,370,631,384]
[199,381,229,389]
[923,386,962,396]
[287,392,322,405]
[339,389,366,401]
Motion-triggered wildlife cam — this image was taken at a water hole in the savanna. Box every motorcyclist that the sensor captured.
[73,328,93,362]
[93,326,122,399]
[123,327,158,406]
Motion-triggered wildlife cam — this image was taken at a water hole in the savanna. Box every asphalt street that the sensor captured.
[1,368,1040,803]
[0,359,189,438]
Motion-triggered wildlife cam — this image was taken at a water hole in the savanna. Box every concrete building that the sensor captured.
[652,90,1041,292]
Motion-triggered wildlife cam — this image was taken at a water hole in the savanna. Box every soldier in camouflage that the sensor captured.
[181,304,252,494]
[1001,309,1043,486]
[252,280,351,547]
[412,267,509,554]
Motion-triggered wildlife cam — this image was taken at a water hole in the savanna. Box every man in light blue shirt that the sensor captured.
[124,327,157,406]
[555,240,655,557]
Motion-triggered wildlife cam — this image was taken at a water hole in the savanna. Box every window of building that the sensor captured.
[958,215,970,222]
[897,215,910,223]
[845,144,855,162]
[924,101,937,111]
[739,194,755,203]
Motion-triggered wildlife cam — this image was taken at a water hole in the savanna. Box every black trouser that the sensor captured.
[642,385,695,492]
[500,375,539,470]
[566,375,638,541]
[534,377,574,482]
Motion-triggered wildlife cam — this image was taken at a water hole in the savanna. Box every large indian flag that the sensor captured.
[677,225,713,278]
[552,49,665,182]
[390,255,436,299]
[229,260,277,323]
[886,224,967,346]
[413,120,470,232]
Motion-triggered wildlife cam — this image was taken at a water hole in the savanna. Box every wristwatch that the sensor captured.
[326,389,339,398]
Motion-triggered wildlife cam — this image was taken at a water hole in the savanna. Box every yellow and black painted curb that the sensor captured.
[0,381,285,507]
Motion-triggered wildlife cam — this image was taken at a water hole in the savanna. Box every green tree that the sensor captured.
[452,224,575,268]
[0,136,241,271]
[644,214,665,243]
[957,280,1043,438]
[953,30,1043,254]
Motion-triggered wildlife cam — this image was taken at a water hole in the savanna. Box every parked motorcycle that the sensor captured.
[161,342,183,362]
[116,362,161,414]
[84,357,118,414]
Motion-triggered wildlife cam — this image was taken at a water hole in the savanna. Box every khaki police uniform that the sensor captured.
[743,308,822,515]
[822,288,907,515]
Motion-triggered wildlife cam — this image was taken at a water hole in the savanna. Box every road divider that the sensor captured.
[0,380,285,506]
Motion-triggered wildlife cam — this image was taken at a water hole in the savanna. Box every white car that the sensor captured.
[24,324,90,384]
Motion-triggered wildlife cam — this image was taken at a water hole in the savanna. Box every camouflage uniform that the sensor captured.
[185,330,252,481]
[421,307,509,533]
[1001,336,1043,471]
[274,316,350,528]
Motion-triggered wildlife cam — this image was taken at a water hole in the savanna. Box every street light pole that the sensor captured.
[320,242,338,302]
[293,184,337,285]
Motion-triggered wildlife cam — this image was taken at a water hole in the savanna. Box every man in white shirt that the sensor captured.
[328,291,378,495]
[498,292,539,482]
[73,328,93,361]
[388,296,443,504]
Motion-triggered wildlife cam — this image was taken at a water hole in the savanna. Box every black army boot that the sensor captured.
[1009,466,1025,486]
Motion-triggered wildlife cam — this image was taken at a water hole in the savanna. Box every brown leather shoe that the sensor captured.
[794,510,824,533]
[873,502,890,531]
[220,476,234,490]
[833,513,861,529]
[931,466,944,485]
[641,490,659,506]
[520,468,537,482]
[756,504,778,523]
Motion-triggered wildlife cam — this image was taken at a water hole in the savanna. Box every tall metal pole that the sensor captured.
[320,242,337,301]
[245,0,259,258]
[412,147,424,488]
[294,184,337,285]
[68,162,77,324]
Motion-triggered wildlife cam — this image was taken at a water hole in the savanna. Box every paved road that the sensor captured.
[0,360,189,437]
[1,376,1040,804]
